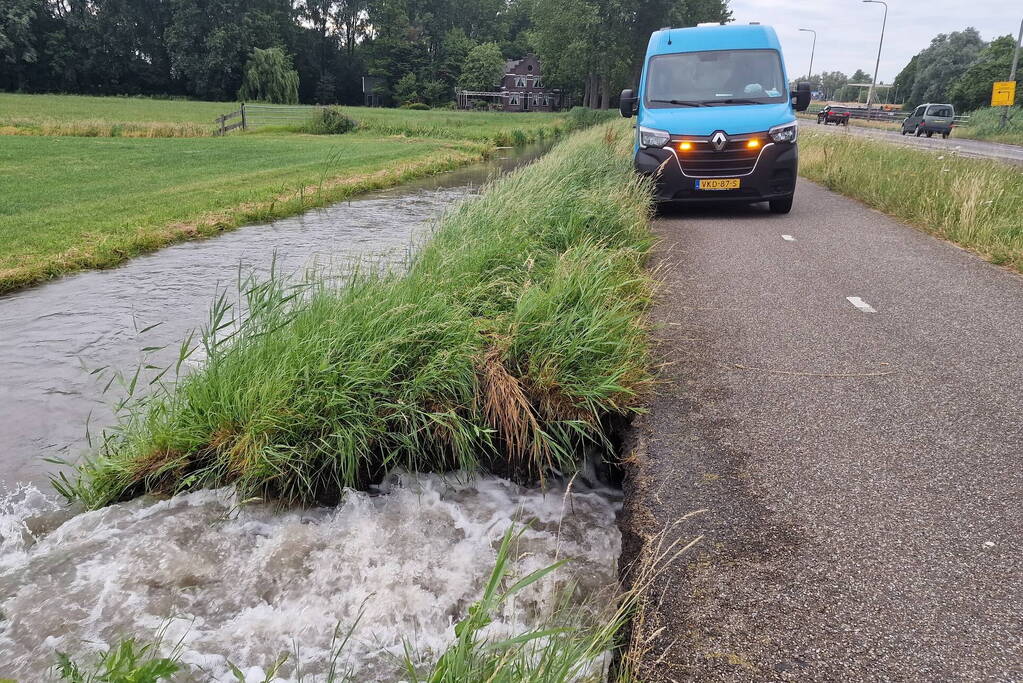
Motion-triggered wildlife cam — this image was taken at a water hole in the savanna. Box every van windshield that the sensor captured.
[645,49,787,107]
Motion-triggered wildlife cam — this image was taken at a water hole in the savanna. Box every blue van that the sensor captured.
[619,24,810,213]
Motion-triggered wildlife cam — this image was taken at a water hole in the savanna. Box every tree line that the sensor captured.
[793,27,1019,112]
[0,0,730,107]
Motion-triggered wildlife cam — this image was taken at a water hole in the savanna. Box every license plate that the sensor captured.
[696,178,740,190]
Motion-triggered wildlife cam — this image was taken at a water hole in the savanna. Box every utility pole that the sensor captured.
[862,0,888,111]
[1000,17,1022,129]
[799,28,817,82]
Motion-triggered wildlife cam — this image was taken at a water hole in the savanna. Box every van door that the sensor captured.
[906,105,925,130]
[925,105,953,127]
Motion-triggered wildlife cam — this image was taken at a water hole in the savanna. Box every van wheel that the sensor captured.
[942,132,949,139]
[901,127,907,135]
[769,196,793,214]
[926,131,933,138]
[915,126,923,137]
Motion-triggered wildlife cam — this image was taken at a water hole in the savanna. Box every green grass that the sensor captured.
[800,130,1023,272]
[0,133,487,292]
[59,123,653,508]
[0,94,590,292]
[0,93,572,143]
[955,106,1023,146]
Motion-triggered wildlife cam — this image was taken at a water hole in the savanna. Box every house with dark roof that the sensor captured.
[456,53,566,112]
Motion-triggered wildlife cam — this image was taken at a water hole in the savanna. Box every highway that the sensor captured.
[807,119,1023,166]
[621,179,1023,681]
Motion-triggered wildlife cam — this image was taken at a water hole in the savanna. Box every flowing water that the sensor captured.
[0,472,621,680]
[0,145,624,680]
[0,147,543,488]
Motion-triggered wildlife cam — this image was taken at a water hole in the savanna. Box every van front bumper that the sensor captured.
[634,142,798,203]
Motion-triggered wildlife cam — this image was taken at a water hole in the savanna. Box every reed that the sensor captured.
[62,123,654,508]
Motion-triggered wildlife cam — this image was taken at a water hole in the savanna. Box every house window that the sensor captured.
[534,78,542,88]
[509,95,519,105]
[515,76,526,88]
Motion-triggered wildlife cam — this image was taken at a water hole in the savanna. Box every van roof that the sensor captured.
[646,24,781,59]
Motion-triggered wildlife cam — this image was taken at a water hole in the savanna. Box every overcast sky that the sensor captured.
[727,0,1018,83]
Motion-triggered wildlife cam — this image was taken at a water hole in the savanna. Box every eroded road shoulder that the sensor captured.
[621,179,1023,681]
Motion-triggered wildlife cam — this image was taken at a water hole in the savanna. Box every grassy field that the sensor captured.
[0,94,589,292]
[954,106,1023,146]
[60,123,653,508]
[800,130,1023,272]
[0,92,573,142]
[0,133,486,291]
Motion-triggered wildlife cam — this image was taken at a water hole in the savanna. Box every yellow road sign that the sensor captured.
[992,81,1016,107]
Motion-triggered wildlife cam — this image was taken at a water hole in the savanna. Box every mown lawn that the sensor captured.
[0,132,486,291]
[0,94,584,292]
[0,92,571,142]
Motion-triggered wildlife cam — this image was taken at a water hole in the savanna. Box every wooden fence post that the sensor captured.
[241,103,247,131]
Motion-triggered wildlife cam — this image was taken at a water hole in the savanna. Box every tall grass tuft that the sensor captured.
[956,106,1023,146]
[0,118,214,137]
[64,123,654,508]
[800,130,1023,272]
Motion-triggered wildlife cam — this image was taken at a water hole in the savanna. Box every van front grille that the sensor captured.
[671,132,767,177]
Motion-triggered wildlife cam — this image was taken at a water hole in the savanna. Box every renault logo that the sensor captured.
[710,131,728,152]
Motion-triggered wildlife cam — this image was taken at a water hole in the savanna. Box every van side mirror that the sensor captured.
[791,82,811,112]
[619,89,637,118]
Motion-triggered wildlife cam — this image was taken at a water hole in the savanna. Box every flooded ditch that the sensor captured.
[0,144,626,680]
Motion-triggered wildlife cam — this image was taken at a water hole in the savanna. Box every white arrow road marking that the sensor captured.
[782,234,795,241]
[846,296,877,313]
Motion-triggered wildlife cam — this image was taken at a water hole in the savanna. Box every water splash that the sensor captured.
[0,471,621,681]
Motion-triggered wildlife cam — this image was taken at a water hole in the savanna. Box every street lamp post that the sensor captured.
[862,0,888,111]
[799,28,817,82]
[1000,17,1022,129]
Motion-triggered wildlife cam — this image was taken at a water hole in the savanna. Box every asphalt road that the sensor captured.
[620,180,1023,681]
[808,120,1023,166]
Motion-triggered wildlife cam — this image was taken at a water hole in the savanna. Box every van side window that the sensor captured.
[914,106,926,117]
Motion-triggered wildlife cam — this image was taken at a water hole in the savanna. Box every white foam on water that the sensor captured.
[0,471,621,681]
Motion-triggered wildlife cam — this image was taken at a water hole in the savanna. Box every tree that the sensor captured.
[394,71,419,104]
[457,41,503,91]
[948,35,1016,112]
[165,0,295,101]
[0,0,37,65]
[238,47,300,103]
[819,71,848,100]
[892,54,918,109]
[905,28,985,106]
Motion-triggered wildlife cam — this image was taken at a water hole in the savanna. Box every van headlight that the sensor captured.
[769,122,798,143]
[639,126,671,148]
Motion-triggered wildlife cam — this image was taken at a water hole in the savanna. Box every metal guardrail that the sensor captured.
[803,106,971,125]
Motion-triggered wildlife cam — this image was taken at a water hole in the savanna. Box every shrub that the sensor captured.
[303,106,358,135]
[404,102,431,110]
[566,106,618,130]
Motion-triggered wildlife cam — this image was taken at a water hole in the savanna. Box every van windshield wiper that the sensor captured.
[648,99,706,107]
[702,98,767,106]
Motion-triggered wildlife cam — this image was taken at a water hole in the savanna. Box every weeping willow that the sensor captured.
[238,47,300,104]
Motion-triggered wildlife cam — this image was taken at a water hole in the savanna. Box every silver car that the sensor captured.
[901,103,955,139]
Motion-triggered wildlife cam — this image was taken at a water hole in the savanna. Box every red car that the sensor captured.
[816,105,851,125]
